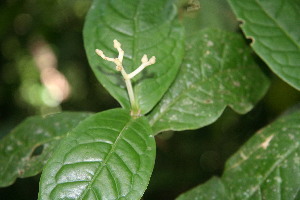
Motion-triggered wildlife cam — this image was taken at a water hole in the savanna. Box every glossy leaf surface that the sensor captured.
[228,0,300,90]
[148,29,269,134]
[0,112,91,187]
[177,109,300,200]
[84,0,185,114]
[39,109,156,200]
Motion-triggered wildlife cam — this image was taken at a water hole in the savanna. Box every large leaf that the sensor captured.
[0,112,91,187]
[39,109,156,200]
[228,0,300,90]
[83,0,185,114]
[176,109,300,200]
[148,28,269,134]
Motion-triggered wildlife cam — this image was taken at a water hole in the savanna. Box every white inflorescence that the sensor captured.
[95,39,156,79]
[95,39,156,117]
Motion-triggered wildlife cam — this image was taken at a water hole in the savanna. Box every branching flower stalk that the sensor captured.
[95,39,156,117]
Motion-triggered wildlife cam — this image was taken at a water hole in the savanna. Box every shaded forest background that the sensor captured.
[0,0,299,199]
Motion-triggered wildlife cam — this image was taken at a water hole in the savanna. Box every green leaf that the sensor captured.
[227,0,300,90]
[39,109,156,200]
[180,0,239,34]
[176,177,230,200]
[148,28,269,134]
[0,112,91,187]
[176,109,300,200]
[83,0,185,114]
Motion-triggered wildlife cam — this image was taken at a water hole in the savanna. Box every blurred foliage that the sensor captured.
[0,0,300,199]
[0,0,118,137]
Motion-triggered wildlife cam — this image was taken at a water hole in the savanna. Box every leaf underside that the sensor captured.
[84,0,185,114]
[0,112,91,187]
[148,28,270,134]
[176,109,300,200]
[39,109,156,200]
[228,0,300,90]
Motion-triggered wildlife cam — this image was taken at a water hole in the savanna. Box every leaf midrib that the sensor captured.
[247,144,299,199]
[227,136,300,199]
[241,0,300,50]
[78,117,134,199]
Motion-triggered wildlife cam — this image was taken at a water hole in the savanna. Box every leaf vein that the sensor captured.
[78,118,134,199]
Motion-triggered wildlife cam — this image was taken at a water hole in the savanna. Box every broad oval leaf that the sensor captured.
[228,0,300,90]
[177,109,300,200]
[0,112,91,187]
[39,109,156,200]
[83,0,185,114]
[148,28,270,134]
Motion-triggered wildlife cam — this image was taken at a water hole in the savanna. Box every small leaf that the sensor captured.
[83,0,185,114]
[148,28,269,134]
[176,109,300,200]
[228,0,300,90]
[0,112,91,187]
[39,109,156,200]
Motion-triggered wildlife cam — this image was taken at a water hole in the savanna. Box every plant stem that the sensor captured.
[122,71,140,117]
[95,40,155,118]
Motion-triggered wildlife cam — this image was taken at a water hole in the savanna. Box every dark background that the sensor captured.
[1,0,299,199]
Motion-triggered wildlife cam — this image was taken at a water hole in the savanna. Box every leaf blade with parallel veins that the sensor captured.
[148,28,270,134]
[228,0,300,90]
[176,109,300,200]
[0,112,91,187]
[83,0,185,114]
[38,109,156,200]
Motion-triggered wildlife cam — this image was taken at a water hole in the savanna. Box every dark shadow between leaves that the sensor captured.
[30,144,44,157]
